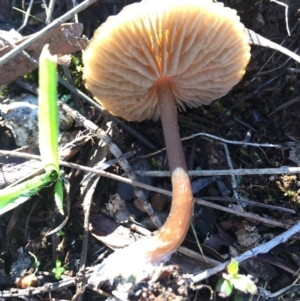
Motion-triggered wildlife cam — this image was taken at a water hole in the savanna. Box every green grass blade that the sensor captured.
[38,44,64,214]
[38,44,59,173]
[54,177,64,214]
[0,171,57,215]
[0,45,64,215]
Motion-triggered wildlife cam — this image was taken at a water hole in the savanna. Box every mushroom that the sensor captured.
[83,0,250,281]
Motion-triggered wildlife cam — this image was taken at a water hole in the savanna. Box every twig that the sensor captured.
[259,274,300,299]
[58,101,163,228]
[183,132,281,148]
[139,132,281,159]
[233,117,258,133]
[0,0,98,67]
[133,166,300,177]
[216,68,287,120]
[2,148,300,178]
[76,169,98,301]
[251,47,298,79]
[45,0,56,24]
[258,17,298,77]
[72,0,79,23]
[61,65,84,112]
[270,0,291,36]
[78,125,113,278]
[193,199,289,228]
[178,246,222,267]
[268,95,300,117]
[0,278,76,297]
[0,35,37,66]
[223,143,239,200]
[201,196,295,214]
[287,67,300,73]
[247,28,300,63]
[17,0,34,32]
[137,166,300,176]
[0,150,291,229]
[191,222,300,283]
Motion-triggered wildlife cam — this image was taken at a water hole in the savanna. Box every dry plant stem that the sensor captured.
[145,79,194,262]
[133,166,300,177]
[192,222,300,283]
[138,132,281,160]
[0,150,292,228]
[5,149,300,178]
[17,0,34,32]
[57,101,161,227]
[247,29,300,64]
[0,278,77,298]
[0,0,98,67]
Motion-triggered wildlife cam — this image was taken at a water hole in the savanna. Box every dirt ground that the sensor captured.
[0,0,300,300]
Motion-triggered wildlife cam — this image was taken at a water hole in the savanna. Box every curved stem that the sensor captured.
[87,79,194,283]
[146,79,194,263]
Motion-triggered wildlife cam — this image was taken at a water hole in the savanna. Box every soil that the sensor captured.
[0,0,300,300]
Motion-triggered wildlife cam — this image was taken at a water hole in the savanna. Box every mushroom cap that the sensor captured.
[83,0,251,122]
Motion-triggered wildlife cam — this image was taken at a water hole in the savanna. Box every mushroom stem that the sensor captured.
[156,79,187,173]
[145,79,194,263]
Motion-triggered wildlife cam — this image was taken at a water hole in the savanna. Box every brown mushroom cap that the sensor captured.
[83,0,250,122]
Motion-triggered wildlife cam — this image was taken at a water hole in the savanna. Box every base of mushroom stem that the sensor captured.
[86,262,182,301]
[86,237,173,287]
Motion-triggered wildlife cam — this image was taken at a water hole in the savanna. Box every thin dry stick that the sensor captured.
[76,176,97,301]
[202,196,295,214]
[0,150,291,229]
[61,65,83,111]
[234,117,258,133]
[247,28,300,63]
[192,199,289,229]
[133,166,300,177]
[72,0,79,23]
[260,274,300,299]
[2,148,300,178]
[287,67,300,73]
[179,246,222,267]
[0,36,39,66]
[58,101,162,228]
[45,0,56,24]
[139,132,281,160]
[270,0,290,36]
[268,95,300,116]
[79,125,113,279]
[0,278,76,298]
[17,0,34,32]
[251,47,298,78]
[0,0,98,67]
[223,143,239,200]
[182,132,281,148]
[250,23,298,82]
[191,222,300,283]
